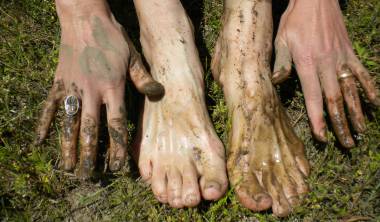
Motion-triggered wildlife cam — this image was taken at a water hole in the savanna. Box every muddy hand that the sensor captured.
[35,0,163,179]
[273,0,379,148]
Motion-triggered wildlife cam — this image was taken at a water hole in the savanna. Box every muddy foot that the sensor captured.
[133,0,228,208]
[212,0,310,217]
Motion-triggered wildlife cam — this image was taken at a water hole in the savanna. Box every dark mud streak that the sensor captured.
[63,115,79,140]
[109,118,128,148]
[328,97,353,147]
[35,79,65,144]
[78,115,98,177]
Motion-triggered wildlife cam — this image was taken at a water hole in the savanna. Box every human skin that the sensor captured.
[212,0,310,217]
[273,0,380,148]
[36,0,164,179]
[132,0,228,208]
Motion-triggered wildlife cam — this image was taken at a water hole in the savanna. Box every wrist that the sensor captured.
[55,0,111,21]
[289,0,339,7]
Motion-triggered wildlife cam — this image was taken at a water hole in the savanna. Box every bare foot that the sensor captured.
[133,0,228,208]
[36,0,163,179]
[273,0,380,148]
[212,0,310,217]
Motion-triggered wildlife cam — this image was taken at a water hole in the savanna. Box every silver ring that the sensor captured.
[64,95,80,116]
[338,72,354,81]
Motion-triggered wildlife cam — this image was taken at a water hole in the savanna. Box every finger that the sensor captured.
[338,68,365,132]
[60,111,81,171]
[106,94,128,172]
[76,98,100,180]
[272,40,292,84]
[35,79,65,144]
[350,58,380,106]
[318,64,354,148]
[125,34,164,98]
[295,64,327,142]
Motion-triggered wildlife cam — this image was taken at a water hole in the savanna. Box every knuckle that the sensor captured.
[327,94,344,105]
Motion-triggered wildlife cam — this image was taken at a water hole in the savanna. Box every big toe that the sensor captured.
[200,166,228,200]
[262,170,292,217]
[235,187,272,211]
[201,180,225,200]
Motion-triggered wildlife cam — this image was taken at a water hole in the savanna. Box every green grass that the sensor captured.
[1,0,379,221]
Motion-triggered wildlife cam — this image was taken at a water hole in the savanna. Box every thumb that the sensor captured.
[124,33,164,99]
[272,40,292,84]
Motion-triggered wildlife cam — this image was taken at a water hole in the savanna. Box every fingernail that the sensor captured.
[271,72,280,83]
[372,97,380,106]
[343,137,355,148]
[313,128,327,143]
[356,122,366,133]
[111,160,121,172]
[34,138,42,145]
[143,82,165,98]
[62,160,75,172]
[34,133,43,145]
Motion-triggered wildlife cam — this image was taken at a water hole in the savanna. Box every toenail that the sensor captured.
[156,194,168,202]
[205,181,221,191]
[184,194,198,205]
[288,196,300,206]
[172,198,182,207]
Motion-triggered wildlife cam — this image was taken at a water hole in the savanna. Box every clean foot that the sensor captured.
[133,0,228,208]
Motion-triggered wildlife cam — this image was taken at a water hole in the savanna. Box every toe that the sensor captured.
[181,164,201,207]
[167,168,183,208]
[235,186,272,212]
[138,158,153,183]
[229,155,272,211]
[151,164,168,203]
[199,148,228,200]
[262,169,291,217]
[200,165,228,200]
[273,163,300,207]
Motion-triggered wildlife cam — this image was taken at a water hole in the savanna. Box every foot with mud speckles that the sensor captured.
[212,0,310,217]
[132,0,228,208]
